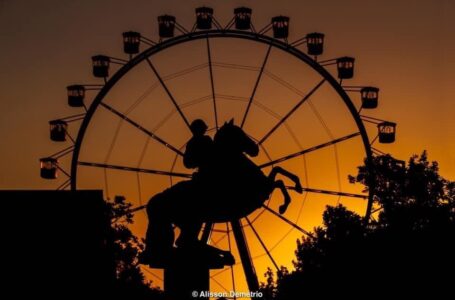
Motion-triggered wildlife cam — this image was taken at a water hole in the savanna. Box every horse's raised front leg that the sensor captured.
[274,179,291,214]
[269,166,303,193]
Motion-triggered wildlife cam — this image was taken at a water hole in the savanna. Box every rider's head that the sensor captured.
[190,119,208,136]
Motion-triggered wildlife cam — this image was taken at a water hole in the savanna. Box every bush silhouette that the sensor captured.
[108,196,164,299]
[260,152,455,299]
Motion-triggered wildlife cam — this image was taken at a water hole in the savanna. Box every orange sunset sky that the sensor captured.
[1,0,454,295]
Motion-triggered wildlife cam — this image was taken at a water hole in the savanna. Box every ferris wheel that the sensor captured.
[40,6,397,296]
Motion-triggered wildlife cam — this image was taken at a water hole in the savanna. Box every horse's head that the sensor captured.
[214,119,259,157]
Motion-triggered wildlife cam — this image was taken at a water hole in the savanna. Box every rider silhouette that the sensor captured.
[140,120,214,266]
[176,119,214,248]
[184,119,214,180]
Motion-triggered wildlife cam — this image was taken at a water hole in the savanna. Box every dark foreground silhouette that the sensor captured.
[141,119,302,268]
[1,191,163,299]
[259,152,455,299]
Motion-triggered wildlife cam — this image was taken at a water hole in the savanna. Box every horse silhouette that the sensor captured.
[141,119,302,267]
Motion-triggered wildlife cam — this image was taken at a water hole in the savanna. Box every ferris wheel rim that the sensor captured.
[69,29,374,218]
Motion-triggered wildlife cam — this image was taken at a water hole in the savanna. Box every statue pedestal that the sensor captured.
[164,263,210,300]
[163,248,225,300]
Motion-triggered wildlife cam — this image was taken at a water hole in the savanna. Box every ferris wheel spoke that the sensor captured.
[141,266,164,282]
[286,186,367,199]
[259,132,360,168]
[241,43,273,128]
[200,222,214,243]
[210,275,230,294]
[145,58,191,130]
[226,223,237,297]
[258,78,326,145]
[261,205,315,238]
[56,178,71,190]
[231,219,260,293]
[211,232,227,246]
[78,161,192,178]
[206,38,219,130]
[100,102,184,156]
[245,217,280,273]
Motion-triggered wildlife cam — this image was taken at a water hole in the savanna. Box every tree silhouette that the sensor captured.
[107,196,164,299]
[261,152,455,299]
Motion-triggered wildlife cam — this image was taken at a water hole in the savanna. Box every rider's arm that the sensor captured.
[183,141,198,169]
